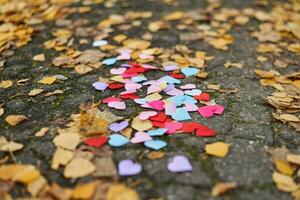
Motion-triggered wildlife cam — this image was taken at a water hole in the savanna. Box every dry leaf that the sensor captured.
[27,176,47,197]
[64,158,95,179]
[51,147,74,170]
[92,157,117,177]
[44,89,64,97]
[164,11,183,21]
[0,141,23,152]
[106,184,139,200]
[287,154,300,165]
[5,115,27,126]
[74,64,93,74]
[224,61,243,69]
[28,88,44,96]
[38,76,57,85]
[13,165,40,184]
[207,84,221,91]
[211,182,237,197]
[0,80,13,89]
[72,181,97,199]
[35,127,49,137]
[123,39,150,50]
[33,54,45,61]
[53,133,80,150]
[205,142,230,158]
[146,151,165,160]
[0,107,4,117]
[279,114,299,122]
[274,158,294,176]
[272,171,297,192]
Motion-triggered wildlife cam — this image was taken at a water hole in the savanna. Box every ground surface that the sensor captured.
[0,0,299,199]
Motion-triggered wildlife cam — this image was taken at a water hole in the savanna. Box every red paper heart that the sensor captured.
[120,93,139,99]
[194,93,210,101]
[125,66,147,74]
[182,122,202,133]
[84,136,108,148]
[195,126,216,137]
[108,83,125,89]
[152,118,172,128]
[102,97,121,103]
[169,73,185,79]
[149,112,167,122]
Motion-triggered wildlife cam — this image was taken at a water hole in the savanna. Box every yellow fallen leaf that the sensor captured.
[13,165,40,184]
[35,127,49,137]
[279,114,299,122]
[74,64,93,74]
[164,11,183,21]
[147,151,165,160]
[27,176,47,197]
[53,133,81,150]
[272,171,298,192]
[28,88,44,96]
[205,142,230,158]
[123,39,150,50]
[38,76,57,85]
[274,158,294,176]
[107,184,139,200]
[131,117,153,131]
[0,80,13,89]
[0,164,26,181]
[51,147,74,170]
[5,115,27,126]
[64,158,95,179]
[113,34,127,43]
[72,181,97,199]
[0,107,4,117]
[33,54,45,61]
[0,141,24,152]
[211,182,237,197]
[287,154,300,165]
[224,61,243,69]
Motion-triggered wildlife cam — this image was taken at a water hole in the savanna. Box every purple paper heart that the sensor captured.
[92,82,108,91]
[167,155,192,173]
[118,159,142,176]
[109,120,129,132]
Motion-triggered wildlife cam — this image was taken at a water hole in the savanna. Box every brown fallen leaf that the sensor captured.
[35,127,49,137]
[211,182,237,197]
[92,157,117,178]
[5,115,27,126]
[279,114,299,122]
[0,107,4,118]
[123,39,150,50]
[53,133,81,150]
[74,64,93,74]
[44,89,64,97]
[72,181,98,199]
[146,151,165,160]
[0,141,24,152]
[224,61,243,69]
[33,54,45,61]
[63,157,95,179]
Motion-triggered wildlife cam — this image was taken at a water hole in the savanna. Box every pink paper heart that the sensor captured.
[165,121,183,134]
[166,88,184,96]
[147,84,162,94]
[130,132,152,144]
[138,111,158,120]
[213,105,224,114]
[148,100,165,111]
[198,105,224,118]
[184,103,198,112]
[110,68,126,75]
[125,82,142,91]
[180,84,196,90]
[108,101,126,110]
[139,53,154,59]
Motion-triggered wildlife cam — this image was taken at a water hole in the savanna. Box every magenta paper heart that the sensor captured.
[165,122,183,134]
[108,101,126,110]
[184,103,198,112]
[198,105,224,118]
[167,155,192,173]
[110,68,126,75]
[109,120,129,132]
[148,100,165,110]
[130,132,152,144]
[138,111,158,120]
[118,159,142,176]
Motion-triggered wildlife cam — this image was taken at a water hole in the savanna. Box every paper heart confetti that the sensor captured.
[148,100,165,110]
[92,82,108,91]
[165,122,183,134]
[144,140,167,150]
[108,101,126,110]
[147,128,167,136]
[102,57,117,65]
[130,132,152,143]
[109,120,129,132]
[118,160,142,176]
[167,155,192,173]
[108,134,129,147]
[138,111,158,120]
[171,108,192,121]
[84,136,108,148]
[198,105,224,118]
[181,67,199,77]
[110,68,126,75]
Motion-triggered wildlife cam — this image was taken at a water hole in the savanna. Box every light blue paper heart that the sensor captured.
[102,57,117,65]
[171,108,192,121]
[147,128,168,136]
[181,67,199,77]
[159,76,181,84]
[108,134,129,147]
[183,95,197,104]
[144,140,167,150]
[184,89,202,96]
[134,98,147,105]
[168,95,186,106]
[132,76,147,83]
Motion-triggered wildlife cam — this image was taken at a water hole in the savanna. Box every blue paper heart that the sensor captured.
[168,95,186,106]
[183,95,197,104]
[147,128,167,136]
[159,76,181,84]
[181,67,199,77]
[144,140,167,150]
[102,57,117,65]
[171,108,192,121]
[184,89,202,96]
[134,98,147,105]
[132,76,147,83]
[108,134,129,147]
